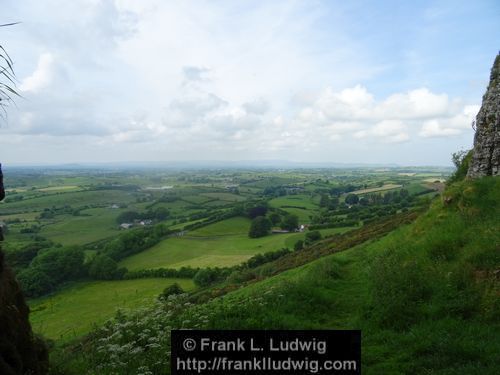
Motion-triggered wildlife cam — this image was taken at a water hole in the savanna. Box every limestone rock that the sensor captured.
[467,53,500,178]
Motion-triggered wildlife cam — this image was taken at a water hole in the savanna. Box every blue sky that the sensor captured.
[0,0,498,165]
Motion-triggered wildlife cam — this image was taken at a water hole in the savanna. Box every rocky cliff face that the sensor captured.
[0,166,48,374]
[467,53,500,178]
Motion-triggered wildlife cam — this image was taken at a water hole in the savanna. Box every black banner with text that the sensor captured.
[171,330,361,374]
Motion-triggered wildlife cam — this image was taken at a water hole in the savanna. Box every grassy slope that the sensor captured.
[196,177,500,374]
[119,217,354,270]
[30,278,194,342]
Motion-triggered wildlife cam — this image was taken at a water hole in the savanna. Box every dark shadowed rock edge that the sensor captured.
[0,165,48,374]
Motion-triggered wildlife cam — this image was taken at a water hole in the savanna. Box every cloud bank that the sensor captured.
[1,0,496,165]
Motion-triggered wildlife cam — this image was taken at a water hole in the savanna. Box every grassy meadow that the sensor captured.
[120,216,357,270]
[30,278,194,342]
[120,217,300,270]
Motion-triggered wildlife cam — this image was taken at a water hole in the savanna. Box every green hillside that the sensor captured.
[30,278,194,342]
[54,177,499,374]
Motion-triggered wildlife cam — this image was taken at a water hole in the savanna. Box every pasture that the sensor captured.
[30,278,194,342]
[269,195,319,223]
[120,217,355,270]
[0,189,138,215]
[40,208,121,245]
[350,184,403,195]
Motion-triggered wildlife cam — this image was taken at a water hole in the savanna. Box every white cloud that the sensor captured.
[19,53,55,93]
[376,88,451,119]
[352,120,409,143]
[243,98,269,115]
[0,0,487,165]
[182,66,211,82]
[418,104,479,137]
[289,85,477,143]
[419,120,461,137]
[372,121,410,143]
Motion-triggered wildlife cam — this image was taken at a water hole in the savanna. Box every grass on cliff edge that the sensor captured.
[58,177,500,375]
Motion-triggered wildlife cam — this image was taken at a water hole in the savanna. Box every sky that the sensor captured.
[0,0,498,166]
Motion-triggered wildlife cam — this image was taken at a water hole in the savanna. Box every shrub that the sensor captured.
[294,240,304,251]
[305,230,322,245]
[193,268,226,287]
[89,255,122,280]
[448,149,472,184]
[159,283,184,300]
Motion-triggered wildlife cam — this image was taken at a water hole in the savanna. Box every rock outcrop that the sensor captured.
[0,165,48,374]
[467,53,500,178]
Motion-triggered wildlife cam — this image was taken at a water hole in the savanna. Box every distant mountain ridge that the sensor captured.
[4,160,451,170]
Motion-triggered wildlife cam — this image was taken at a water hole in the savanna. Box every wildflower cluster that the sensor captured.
[82,287,283,374]
[84,294,213,374]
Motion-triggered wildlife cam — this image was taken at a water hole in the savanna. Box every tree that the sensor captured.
[89,255,120,280]
[17,268,54,297]
[319,194,330,208]
[345,193,359,205]
[248,216,272,238]
[153,207,170,220]
[30,246,85,283]
[448,149,473,183]
[269,212,281,225]
[281,214,299,231]
[400,189,409,199]
[247,204,268,219]
[116,211,140,224]
[328,196,340,210]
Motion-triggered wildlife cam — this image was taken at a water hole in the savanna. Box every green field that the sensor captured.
[40,208,121,245]
[351,184,402,195]
[0,189,138,214]
[38,185,82,192]
[268,195,318,210]
[200,192,247,202]
[187,216,251,236]
[120,217,355,270]
[30,278,194,342]
[269,195,318,223]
